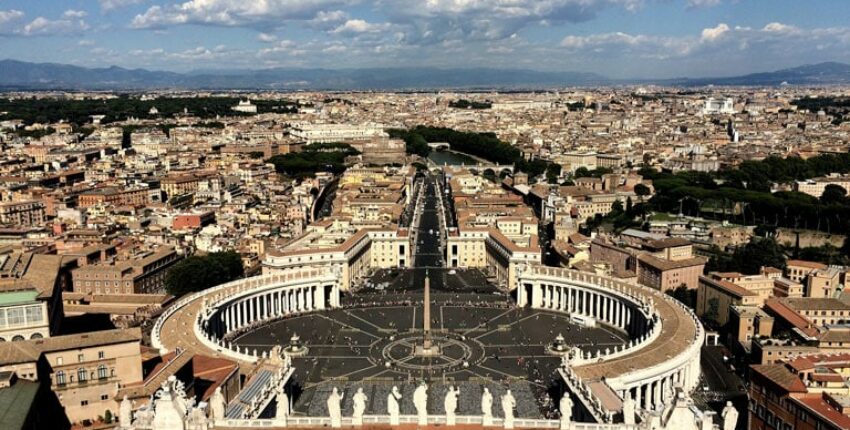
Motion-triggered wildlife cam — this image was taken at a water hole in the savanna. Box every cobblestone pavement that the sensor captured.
[234,292,628,419]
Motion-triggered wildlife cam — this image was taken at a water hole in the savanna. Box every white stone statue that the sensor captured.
[352,387,368,426]
[387,386,402,426]
[501,390,516,429]
[119,395,133,429]
[413,382,429,426]
[327,387,344,428]
[209,387,226,421]
[481,388,494,426]
[721,401,739,430]
[276,389,289,425]
[132,404,154,428]
[622,394,636,425]
[152,379,187,430]
[444,386,459,426]
[559,394,573,430]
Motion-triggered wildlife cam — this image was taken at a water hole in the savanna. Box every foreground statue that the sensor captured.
[501,389,516,429]
[481,387,494,426]
[414,382,429,426]
[444,386,459,426]
[559,394,573,430]
[208,387,226,422]
[722,401,739,430]
[387,386,402,425]
[622,394,636,425]
[119,395,133,429]
[327,387,344,428]
[352,387,368,426]
[276,388,289,425]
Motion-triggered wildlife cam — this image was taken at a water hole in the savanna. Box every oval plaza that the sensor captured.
[145,168,732,430]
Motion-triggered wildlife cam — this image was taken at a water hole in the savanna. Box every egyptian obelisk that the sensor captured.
[423,272,432,350]
[415,271,439,356]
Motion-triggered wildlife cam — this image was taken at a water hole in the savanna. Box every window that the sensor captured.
[81,400,88,406]
[78,354,84,363]
[7,308,24,326]
[78,368,87,383]
[57,357,63,365]
[56,371,66,385]
[101,394,109,401]
[97,365,107,379]
[98,351,105,359]
[25,305,42,323]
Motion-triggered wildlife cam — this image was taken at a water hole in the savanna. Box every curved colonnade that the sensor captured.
[152,267,343,364]
[517,266,704,417]
[152,265,703,424]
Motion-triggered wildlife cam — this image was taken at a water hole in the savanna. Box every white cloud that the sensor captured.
[382,0,645,44]
[309,10,348,30]
[556,21,850,77]
[21,15,90,36]
[100,0,146,12]
[63,10,88,19]
[78,39,96,46]
[332,19,392,35]
[762,22,799,34]
[700,23,729,42]
[0,9,24,25]
[687,0,722,8]
[257,32,277,42]
[131,0,353,29]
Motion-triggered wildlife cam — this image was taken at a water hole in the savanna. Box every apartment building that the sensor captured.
[0,201,46,227]
[71,247,180,295]
[0,328,143,424]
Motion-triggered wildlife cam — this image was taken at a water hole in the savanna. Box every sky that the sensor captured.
[1,0,850,79]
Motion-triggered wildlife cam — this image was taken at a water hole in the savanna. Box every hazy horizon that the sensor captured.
[1,1,850,80]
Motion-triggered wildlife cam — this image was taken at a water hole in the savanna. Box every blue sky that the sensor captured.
[1,1,850,79]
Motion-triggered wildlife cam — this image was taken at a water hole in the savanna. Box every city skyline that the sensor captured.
[1,1,850,79]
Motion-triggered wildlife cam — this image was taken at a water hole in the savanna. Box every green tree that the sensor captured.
[104,410,113,424]
[666,285,696,308]
[165,251,244,297]
[706,238,787,275]
[820,184,847,205]
[634,183,651,197]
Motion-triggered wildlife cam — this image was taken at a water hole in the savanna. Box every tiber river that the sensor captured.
[427,150,479,166]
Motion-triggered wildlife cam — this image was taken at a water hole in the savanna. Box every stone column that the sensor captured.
[541,284,548,310]
[653,380,661,409]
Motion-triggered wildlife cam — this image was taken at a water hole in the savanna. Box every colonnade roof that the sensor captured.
[573,282,696,381]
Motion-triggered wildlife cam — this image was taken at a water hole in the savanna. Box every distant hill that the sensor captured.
[672,62,850,86]
[1,59,849,90]
[0,59,606,90]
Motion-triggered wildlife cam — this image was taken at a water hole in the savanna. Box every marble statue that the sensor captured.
[622,394,636,425]
[119,395,132,429]
[132,404,154,428]
[352,387,368,426]
[413,382,429,426]
[209,387,226,421]
[481,388,494,426]
[387,386,402,425]
[444,386,459,426]
[276,389,290,425]
[721,401,739,430]
[559,394,573,430]
[152,378,187,430]
[327,387,344,428]
[501,389,516,429]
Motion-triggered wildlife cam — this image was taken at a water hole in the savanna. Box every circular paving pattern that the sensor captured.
[374,333,485,374]
[231,292,630,418]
